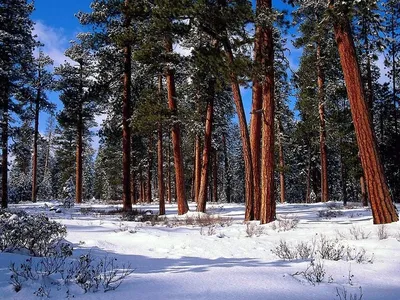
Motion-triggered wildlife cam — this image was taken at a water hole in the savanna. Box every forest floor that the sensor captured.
[1,201,400,299]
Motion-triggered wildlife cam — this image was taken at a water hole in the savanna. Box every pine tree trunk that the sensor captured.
[32,88,40,203]
[223,41,254,221]
[277,116,285,204]
[222,133,231,203]
[306,145,312,203]
[339,139,347,206]
[44,119,53,178]
[330,1,398,223]
[131,170,136,205]
[249,0,264,219]
[165,39,188,215]
[317,42,329,203]
[1,93,9,209]
[167,139,172,204]
[197,80,215,212]
[122,0,132,211]
[212,149,218,203]
[360,175,368,207]
[260,0,275,224]
[146,138,153,203]
[157,76,165,215]
[194,134,201,204]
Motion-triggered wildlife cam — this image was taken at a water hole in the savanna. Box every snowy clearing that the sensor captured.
[1,201,400,299]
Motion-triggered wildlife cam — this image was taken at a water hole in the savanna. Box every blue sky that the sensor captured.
[31,0,300,149]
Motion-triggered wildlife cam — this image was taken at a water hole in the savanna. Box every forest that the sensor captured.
[1,0,399,225]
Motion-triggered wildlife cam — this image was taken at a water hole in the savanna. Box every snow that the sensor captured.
[1,201,400,299]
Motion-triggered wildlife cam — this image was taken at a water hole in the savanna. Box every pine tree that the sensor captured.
[0,0,36,208]
[30,49,55,203]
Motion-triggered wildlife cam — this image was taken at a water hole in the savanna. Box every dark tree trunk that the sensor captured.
[131,170,137,205]
[194,134,201,204]
[330,0,398,223]
[32,88,40,203]
[122,0,132,211]
[360,176,368,207]
[197,80,215,212]
[165,39,188,214]
[167,138,172,204]
[157,76,165,215]
[212,148,218,203]
[277,115,285,204]
[317,42,329,203]
[146,138,153,203]
[222,133,231,203]
[260,0,275,224]
[305,145,312,203]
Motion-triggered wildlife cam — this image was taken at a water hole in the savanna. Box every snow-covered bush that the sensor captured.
[10,253,134,295]
[62,177,75,208]
[0,210,69,256]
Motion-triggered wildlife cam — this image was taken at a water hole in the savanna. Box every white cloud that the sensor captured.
[33,20,71,67]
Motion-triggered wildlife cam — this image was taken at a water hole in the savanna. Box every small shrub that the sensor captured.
[272,215,299,232]
[318,235,346,261]
[0,210,68,256]
[349,226,370,240]
[271,240,298,260]
[246,222,265,237]
[318,210,343,219]
[377,225,389,240]
[200,225,217,236]
[336,286,363,300]
[292,259,327,285]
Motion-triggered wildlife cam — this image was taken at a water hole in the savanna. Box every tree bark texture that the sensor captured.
[197,80,215,212]
[223,41,254,221]
[331,2,398,223]
[122,0,132,211]
[165,39,188,215]
[222,133,231,203]
[194,134,201,204]
[360,175,368,207]
[249,0,264,219]
[157,76,165,215]
[317,42,329,203]
[260,0,275,224]
[212,149,218,203]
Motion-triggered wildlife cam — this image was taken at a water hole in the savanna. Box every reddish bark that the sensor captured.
[330,1,398,223]
[223,41,254,221]
[212,149,218,203]
[197,81,215,212]
[249,0,264,220]
[165,39,188,215]
[360,176,368,207]
[260,0,275,224]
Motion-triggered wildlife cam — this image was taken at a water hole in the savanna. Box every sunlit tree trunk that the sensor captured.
[197,80,215,212]
[260,0,275,224]
[330,0,398,223]
[165,38,188,214]
[249,0,264,219]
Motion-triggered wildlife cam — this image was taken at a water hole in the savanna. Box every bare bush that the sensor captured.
[292,259,327,285]
[200,225,217,236]
[377,225,389,240]
[246,222,266,237]
[272,215,299,232]
[349,226,370,240]
[318,210,343,219]
[336,286,363,300]
[271,240,298,260]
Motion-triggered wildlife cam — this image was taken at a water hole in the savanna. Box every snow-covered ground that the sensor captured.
[1,201,400,299]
